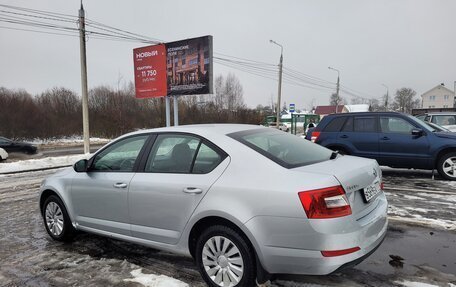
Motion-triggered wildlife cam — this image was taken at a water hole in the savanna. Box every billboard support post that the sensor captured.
[173,96,179,126]
[165,96,171,127]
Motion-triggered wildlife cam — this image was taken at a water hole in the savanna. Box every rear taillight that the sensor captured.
[298,185,352,219]
[380,182,384,190]
[310,131,321,143]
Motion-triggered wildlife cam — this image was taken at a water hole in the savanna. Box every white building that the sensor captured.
[342,104,370,113]
[421,83,455,109]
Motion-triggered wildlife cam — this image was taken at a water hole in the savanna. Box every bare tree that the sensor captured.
[224,73,245,111]
[392,88,419,114]
[330,93,345,106]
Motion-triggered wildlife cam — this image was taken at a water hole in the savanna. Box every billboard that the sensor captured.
[133,35,213,98]
[133,44,167,98]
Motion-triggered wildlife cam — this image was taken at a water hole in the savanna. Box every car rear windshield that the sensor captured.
[228,128,332,168]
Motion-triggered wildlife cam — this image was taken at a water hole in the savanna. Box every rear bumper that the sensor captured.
[244,194,388,275]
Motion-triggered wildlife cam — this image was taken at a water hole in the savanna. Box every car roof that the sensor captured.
[324,111,408,117]
[125,123,265,138]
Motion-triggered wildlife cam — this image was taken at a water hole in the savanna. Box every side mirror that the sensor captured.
[74,159,88,172]
[411,128,423,136]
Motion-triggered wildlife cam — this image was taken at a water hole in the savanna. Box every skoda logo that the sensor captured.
[373,168,378,178]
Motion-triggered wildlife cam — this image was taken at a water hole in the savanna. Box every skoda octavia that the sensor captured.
[39,124,388,287]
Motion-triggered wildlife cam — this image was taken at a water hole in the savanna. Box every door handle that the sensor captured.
[183,187,203,194]
[340,135,348,139]
[113,183,128,188]
[381,136,390,140]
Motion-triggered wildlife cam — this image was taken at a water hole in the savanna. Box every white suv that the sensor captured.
[419,113,456,132]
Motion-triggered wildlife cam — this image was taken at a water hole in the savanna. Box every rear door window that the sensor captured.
[144,134,226,174]
[323,117,347,132]
[341,116,353,132]
[354,117,376,132]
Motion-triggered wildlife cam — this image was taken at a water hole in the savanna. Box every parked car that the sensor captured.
[39,124,387,287]
[0,136,37,154]
[268,122,289,132]
[424,121,452,133]
[416,112,456,132]
[310,112,456,180]
[0,147,8,161]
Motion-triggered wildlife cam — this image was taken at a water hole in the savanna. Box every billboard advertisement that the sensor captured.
[133,44,167,98]
[133,35,213,98]
[166,36,213,96]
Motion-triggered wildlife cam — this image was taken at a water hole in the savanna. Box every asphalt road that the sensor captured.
[0,168,455,287]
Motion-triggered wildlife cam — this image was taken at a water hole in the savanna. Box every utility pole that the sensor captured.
[336,75,340,113]
[270,40,283,128]
[382,84,389,111]
[79,2,90,154]
[328,67,340,113]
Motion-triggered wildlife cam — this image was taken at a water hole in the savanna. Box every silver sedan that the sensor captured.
[39,124,388,287]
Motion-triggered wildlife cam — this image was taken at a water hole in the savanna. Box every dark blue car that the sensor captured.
[309,112,456,180]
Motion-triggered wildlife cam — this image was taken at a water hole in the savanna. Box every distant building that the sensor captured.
[421,83,455,109]
[314,105,344,117]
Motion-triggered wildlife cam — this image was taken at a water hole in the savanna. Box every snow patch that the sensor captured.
[402,195,425,201]
[404,207,429,213]
[389,216,456,230]
[272,281,330,287]
[123,269,188,287]
[0,154,89,173]
[395,280,440,287]
[30,136,110,145]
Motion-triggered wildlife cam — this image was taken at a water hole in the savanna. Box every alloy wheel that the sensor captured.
[442,156,456,178]
[202,236,244,287]
[45,202,64,236]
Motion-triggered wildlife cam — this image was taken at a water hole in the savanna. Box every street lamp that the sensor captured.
[328,66,340,113]
[270,39,283,128]
[381,84,389,111]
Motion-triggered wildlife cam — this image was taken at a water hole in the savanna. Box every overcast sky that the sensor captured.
[1,0,455,110]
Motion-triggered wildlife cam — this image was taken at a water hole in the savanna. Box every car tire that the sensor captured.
[42,195,75,241]
[195,225,256,287]
[437,152,456,181]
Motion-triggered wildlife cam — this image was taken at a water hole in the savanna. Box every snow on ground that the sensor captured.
[395,280,442,287]
[124,269,188,287]
[0,154,89,173]
[29,136,110,146]
[388,205,456,230]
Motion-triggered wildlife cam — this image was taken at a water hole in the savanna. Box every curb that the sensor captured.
[0,165,72,175]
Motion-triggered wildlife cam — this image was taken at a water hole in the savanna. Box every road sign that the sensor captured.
[289,103,295,113]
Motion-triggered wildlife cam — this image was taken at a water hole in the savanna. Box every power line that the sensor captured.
[0,3,77,20]
[0,3,380,102]
[0,9,77,23]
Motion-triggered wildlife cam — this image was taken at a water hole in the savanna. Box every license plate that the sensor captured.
[363,181,381,202]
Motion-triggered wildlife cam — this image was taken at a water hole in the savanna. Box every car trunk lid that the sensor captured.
[294,155,382,218]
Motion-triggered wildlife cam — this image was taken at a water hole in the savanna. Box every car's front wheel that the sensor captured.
[42,195,75,241]
[437,152,456,180]
[195,225,255,287]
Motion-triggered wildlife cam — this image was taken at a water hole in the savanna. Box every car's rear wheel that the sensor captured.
[437,152,456,180]
[42,195,75,241]
[195,225,255,287]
